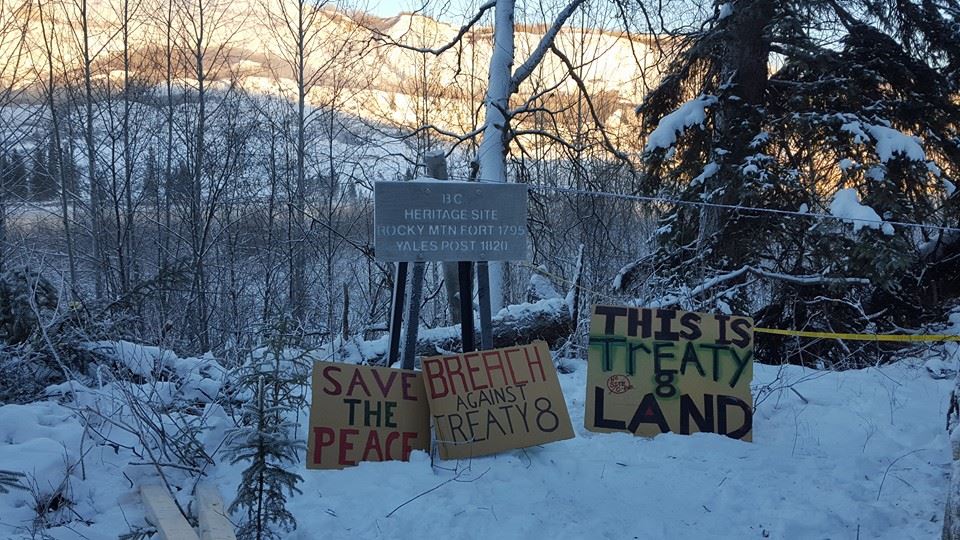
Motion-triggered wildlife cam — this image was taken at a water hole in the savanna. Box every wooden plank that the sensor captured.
[140,484,200,540]
[195,485,237,540]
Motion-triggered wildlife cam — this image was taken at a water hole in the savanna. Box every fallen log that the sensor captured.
[354,298,573,365]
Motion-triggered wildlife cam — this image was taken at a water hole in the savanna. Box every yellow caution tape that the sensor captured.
[520,263,960,343]
[754,327,960,342]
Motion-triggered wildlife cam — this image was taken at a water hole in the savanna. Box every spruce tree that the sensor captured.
[30,142,59,202]
[225,319,307,540]
[4,150,29,200]
[619,0,960,366]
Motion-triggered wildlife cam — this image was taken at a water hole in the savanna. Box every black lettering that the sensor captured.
[731,318,752,348]
[534,397,560,432]
[680,312,702,340]
[628,307,652,338]
[465,410,483,442]
[593,387,626,430]
[486,409,508,437]
[680,393,715,434]
[717,395,752,439]
[627,393,671,433]
[448,413,468,442]
[654,309,681,341]
[515,403,530,433]
[498,404,516,432]
[655,370,677,398]
[477,389,493,407]
[715,314,732,345]
[595,306,628,335]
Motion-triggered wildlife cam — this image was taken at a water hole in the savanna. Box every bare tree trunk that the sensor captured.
[80,0,105,299]
[36,0,78,286]
[121,0,138,293]
[700,0,773,258]
[475,0,515,315]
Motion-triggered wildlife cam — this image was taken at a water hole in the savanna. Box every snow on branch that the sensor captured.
[643,95,718,153]
[829,188,895,235]
[510,0,588,93]
[625,265,869,308]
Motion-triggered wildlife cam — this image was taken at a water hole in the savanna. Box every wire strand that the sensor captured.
[441,175,960,234]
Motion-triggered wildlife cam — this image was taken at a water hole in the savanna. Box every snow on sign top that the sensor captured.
[374,180,528,262]
[585,305,754,441]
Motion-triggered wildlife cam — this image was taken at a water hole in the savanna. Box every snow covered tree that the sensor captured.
[617,0,960,366]
[225,320,306,540]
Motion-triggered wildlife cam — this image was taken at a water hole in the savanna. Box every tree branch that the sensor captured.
[368,1,495,55]
[510,0,588,92]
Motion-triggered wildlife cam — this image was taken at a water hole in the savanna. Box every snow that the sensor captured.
[528,267,561,300]
[691,162,719,186]
[865,124,925,163]
[842,120,925,163]
[0,342,956,538]
[268,360,955,539]
[718,2,734,19]
[946,180,957,197]
[830,188,895,235]
[644,96,718,153]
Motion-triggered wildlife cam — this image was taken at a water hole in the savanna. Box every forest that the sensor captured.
[1,0,959,536]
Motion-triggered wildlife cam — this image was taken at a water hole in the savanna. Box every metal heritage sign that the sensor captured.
[374,180,528,262]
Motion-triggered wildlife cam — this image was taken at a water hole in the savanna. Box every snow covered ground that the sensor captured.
[0,351,954,539]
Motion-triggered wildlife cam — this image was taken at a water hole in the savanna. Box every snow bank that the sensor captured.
[830,188,895,235]
[1,344,954,539]
[644,96,718,153]
[277,360,951,540]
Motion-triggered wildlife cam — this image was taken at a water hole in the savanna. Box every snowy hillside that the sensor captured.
[0,342,954,539]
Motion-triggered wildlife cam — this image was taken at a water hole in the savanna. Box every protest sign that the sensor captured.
[422,341,574,459]
[307,362,431,469]
[585,305,754,441]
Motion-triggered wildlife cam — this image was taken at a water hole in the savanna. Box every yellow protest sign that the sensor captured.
[422,341,575,459]
[307,362,431,469]
[585,305,754,441]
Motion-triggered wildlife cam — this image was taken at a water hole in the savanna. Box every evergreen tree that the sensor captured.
[3,150,29,201]
[30,141,59,202]
[225,319,307,540]
[619,0,960,366]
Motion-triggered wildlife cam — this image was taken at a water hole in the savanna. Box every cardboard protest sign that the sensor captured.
[307,362,431,469]
[422,341,575,459]
[585,305,754,441]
